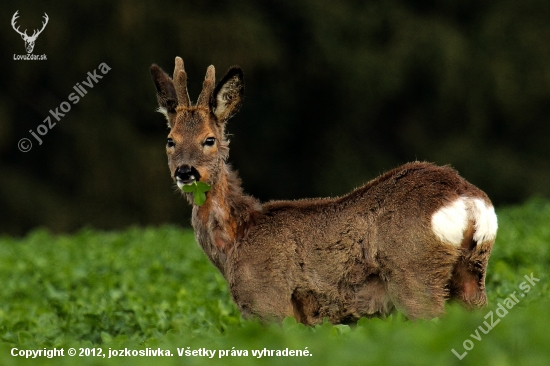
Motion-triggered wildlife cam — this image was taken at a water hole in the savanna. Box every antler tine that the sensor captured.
[33,13,49,38]
[173,57,190,108]
[196,65,216,107]
[11,10,19,24]
[11,10,28,37]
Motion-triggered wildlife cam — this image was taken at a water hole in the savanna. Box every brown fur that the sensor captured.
[150,57,496,324]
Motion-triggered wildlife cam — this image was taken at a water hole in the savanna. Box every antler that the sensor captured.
[29,13,49,40]
[11,11,28,38]
[173,57,190,108]
[197,66,216,107]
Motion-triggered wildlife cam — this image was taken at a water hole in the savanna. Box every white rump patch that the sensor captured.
[431,198,469,246]
[469,198,498,243]
[431,197,498,246]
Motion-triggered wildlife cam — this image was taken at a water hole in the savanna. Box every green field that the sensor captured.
[1,199,549,365]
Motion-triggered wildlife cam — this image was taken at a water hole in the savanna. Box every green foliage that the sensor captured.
[1,199,549,365]
[182,182,211,206]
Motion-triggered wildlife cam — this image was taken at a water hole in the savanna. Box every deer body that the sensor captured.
[150,58,497,325]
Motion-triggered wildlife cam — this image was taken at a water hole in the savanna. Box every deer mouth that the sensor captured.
[176,178,195,189]
[175,166,201,189]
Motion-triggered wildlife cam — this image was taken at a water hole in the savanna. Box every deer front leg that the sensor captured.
[379,242,459,319]
[227,260,295,323]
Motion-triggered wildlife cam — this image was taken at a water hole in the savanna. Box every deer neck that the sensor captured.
[191,163,261,274]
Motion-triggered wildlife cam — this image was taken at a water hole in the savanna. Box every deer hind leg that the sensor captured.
[449,238,494,308]
[447,198,497,308]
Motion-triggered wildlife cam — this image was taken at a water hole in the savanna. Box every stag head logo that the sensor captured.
[11,10,49,54]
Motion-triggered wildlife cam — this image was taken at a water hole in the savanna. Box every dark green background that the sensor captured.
[2,0,549,235]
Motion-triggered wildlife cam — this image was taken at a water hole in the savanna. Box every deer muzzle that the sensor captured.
[174,165,201,188]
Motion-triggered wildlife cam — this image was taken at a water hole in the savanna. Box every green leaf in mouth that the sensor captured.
[181,181,211,206]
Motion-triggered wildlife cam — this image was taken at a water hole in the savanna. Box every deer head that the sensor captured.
[150,57,244,199]
[12,11,49,54]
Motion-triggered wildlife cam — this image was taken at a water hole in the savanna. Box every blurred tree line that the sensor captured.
[1,0,549,235]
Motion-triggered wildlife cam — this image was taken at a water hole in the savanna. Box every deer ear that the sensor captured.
[210,67,244,123]
[150,64,178,126]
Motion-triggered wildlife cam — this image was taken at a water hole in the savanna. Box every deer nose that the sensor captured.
[175,165,199,183]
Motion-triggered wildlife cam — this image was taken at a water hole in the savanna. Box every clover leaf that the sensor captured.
[181,181,211,206]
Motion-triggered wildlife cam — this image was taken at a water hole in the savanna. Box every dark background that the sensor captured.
[2,0,549,236]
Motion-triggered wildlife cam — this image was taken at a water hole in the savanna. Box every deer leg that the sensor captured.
[353,275,396,318]
[381,246,459,319]
[448,240,493,308]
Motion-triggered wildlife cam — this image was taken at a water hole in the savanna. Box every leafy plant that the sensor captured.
[181,181,211,206]
[0,199,549,365]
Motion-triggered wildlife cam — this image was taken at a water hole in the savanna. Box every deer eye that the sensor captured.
[203,137,216,147]
[167,138,175,148]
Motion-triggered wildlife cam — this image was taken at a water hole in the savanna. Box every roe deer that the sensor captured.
[150,57,498,325]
